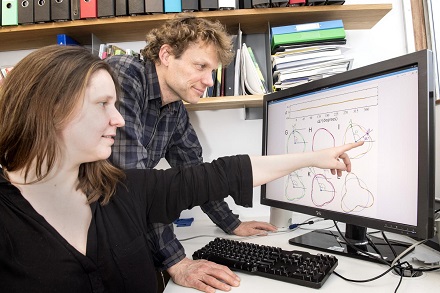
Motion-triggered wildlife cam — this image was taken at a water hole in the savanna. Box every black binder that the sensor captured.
[181,0,197,11]
[306,0,325,4]
[251,0,269,7]
[97,0,115,17]
[51,0,70,21]
[34,0,51,23]
[145,0,163,13]
[199,0,216,10]
[128,0,144,15]
[271,0,288,7]
[115,0,127,15]
[238,0,251,8]
[18,0,34,24]
[70,0,80,19]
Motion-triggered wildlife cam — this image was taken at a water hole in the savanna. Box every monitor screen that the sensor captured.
[261,50,435,263]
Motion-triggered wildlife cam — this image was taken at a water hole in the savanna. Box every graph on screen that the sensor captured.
[282,84,378,215]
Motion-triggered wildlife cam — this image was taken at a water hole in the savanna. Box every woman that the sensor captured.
[0,45,362,293]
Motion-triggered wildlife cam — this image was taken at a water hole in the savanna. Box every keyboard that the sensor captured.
[192,237,338,289]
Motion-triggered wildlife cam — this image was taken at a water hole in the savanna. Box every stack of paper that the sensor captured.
[271,20,352,91]
[241,43,269,95]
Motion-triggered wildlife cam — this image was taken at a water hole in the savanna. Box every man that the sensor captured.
[106,14,277,292]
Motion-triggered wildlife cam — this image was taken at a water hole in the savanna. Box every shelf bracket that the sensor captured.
[244,107,263,120]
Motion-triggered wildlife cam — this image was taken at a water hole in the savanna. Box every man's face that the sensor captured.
[163,42,220,104]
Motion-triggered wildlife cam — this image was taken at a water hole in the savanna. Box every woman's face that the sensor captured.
[60,69,125,165]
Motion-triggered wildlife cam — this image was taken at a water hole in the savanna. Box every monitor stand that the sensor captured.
[288,224,413,265]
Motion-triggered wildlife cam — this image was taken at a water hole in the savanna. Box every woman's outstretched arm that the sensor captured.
[250,141,364,187]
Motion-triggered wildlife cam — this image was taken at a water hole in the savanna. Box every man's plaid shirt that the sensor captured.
[106,55,241,270]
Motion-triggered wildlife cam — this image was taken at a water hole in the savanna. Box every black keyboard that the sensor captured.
[192,237,338,289]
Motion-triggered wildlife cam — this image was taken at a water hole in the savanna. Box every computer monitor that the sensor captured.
[261,50,436,264]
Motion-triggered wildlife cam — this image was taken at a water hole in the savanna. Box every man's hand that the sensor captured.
[233,221,277,236]
[167,257,240,293]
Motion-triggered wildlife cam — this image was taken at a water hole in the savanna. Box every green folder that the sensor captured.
[271,28,346,50]
[1,0,18,26]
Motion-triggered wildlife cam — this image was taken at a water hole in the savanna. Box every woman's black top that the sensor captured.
[0,155,253,293]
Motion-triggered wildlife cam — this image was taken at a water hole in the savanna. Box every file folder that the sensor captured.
[164,0,180,12]
[51,0,70,21]
[18,0,33,24]
[145,0,163,13]
[128,0,143,14]
[181,0,197,11]
[34,0,51,22]
[80,0,97,18]
[199,0,216,10]
[271,27,346,50]
[115,0,126,15]
[2,0,18,26]
[97,0,115,17]
[70,0,80,19]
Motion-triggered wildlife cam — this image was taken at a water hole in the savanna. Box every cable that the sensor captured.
[333,221,389,265]
[178,217,326,243]
[331,221,440,292]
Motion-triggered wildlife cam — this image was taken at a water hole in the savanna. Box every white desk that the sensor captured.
[164,218,440,293]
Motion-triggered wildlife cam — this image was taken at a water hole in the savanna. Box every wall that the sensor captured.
[1,0,427,221]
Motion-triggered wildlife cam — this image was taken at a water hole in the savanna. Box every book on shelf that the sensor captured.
[224,34,238,96]
[0,65,14,79]
[98,44,140,59]
[215,63,223,97]
[233,26,243,96]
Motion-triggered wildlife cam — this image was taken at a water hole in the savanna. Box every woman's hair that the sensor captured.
[142,14,235,66]
[0,45,124,205]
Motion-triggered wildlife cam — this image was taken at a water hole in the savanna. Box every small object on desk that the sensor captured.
[193,237,338,289]
[174,217,194,227]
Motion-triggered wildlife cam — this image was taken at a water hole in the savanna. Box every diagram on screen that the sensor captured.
[340,173,374,213]
[284,86,378,214]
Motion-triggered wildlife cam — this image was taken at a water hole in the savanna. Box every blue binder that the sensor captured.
[271,19,344,35]
[57,34,80,45]
[164,0,181,12]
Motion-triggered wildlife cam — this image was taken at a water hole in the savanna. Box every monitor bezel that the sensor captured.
[261,49,435,240]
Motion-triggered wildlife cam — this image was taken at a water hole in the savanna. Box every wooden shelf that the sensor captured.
[1,4,392,112]
[0,5,391,52]
[184,95,263,111]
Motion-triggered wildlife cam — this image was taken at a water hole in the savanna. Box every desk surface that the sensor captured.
[164,217,440,293]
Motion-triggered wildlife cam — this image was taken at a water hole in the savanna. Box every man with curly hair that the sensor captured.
[106,14,277,293]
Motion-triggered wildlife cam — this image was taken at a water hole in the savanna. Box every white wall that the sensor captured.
[1,0,430,219]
